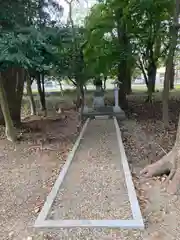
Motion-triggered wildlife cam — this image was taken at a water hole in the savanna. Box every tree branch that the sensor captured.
[68,76,77,86]
[137,58,148,86]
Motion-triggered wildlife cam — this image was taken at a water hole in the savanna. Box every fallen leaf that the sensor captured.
[34,206,41,213]
[8,231,14,238]
[27,237,33,240]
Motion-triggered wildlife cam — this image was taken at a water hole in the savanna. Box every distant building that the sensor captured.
[134,66,180,85]
[156,67,165,84]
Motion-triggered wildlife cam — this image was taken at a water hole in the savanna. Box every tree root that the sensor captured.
[140,150,174,177]
[140,149,180,194]
[166,168,180,194]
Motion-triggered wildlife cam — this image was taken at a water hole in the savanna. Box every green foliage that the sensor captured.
[0,0,175,87]
[0,27,57,72]
[83,0,174,83]
[0,0,67,76]
[84,3,117,78]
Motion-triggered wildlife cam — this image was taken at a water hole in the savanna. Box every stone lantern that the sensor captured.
[112,79,122,113]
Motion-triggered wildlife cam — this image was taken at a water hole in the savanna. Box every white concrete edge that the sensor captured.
[35,219,144,229]
[34,118,90,227]
[35,117,144,230]
[114,117,144,228]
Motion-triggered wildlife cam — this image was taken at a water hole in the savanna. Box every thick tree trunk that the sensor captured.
[26,75,36,115]
[126,67,132,94]
[0,73,16,142]
[146,63,157,102]
[0,68,25,125]
[36,73,46,116]
[141,114,180,194]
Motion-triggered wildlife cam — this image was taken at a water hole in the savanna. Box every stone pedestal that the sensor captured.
[114,86,119,107]
[113,86,125,119]
[93,86,105,109]
[83,105,89,114]
[82,84,125,120]
[113,105,122,113]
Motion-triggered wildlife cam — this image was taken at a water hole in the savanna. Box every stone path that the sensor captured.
[48,119,131,221]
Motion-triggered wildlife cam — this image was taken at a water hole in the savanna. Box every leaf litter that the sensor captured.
[120,99,180,240]
[2,98,180,239]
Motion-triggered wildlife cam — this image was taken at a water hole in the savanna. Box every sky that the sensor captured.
[58,0,68,20]
[57,0,97,24]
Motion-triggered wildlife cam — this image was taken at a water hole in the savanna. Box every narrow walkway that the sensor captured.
[48,119,132,220]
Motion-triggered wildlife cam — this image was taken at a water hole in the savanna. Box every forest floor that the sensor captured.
[1,93,180,239]
[0,104,79,240]
[120,99,180,240]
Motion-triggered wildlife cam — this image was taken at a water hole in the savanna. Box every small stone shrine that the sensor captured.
[93,85,105,109]
[82,78,125,120]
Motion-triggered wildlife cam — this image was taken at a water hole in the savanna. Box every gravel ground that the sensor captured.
[3,107,179,240]
[49,119,131,221]
[0,111,79,240]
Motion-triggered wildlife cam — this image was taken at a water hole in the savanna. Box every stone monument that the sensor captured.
[82,78,125,120]
[93,85,105,109]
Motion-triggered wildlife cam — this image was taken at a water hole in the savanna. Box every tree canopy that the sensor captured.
[0,0,178,141]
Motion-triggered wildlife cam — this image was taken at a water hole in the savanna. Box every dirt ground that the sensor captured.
[1,96,180,239]
[0,109,79,240]
[121,100,180,240]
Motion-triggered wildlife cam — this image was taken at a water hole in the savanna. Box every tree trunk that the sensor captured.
[41,73,46,114]
[141,0,180,195]
[116,11,128,109]
[138,59,148,88]
[162,0,179,127]
[169,62,175,90]
[84,84,87,92]
[79,84,85,122]
[0,73,16,142]
[126,67,132,94]
[118,63,128,109]
[26,75,36,115]
[0,68,25,125]
[57,79,64,96]
[144,74,148,89]
[59,80,64,96]
[103,76,107,90]
[146,63,157,102]
[151,66,156,92]
[36,73,46,116]
[162,60,172,128]
[75,85,82,110]
[141,113,180,194]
